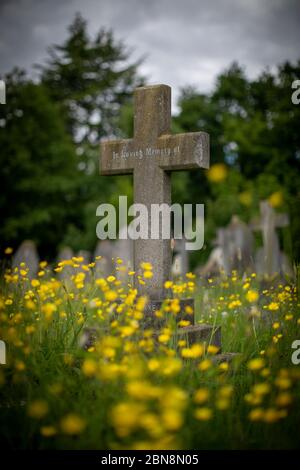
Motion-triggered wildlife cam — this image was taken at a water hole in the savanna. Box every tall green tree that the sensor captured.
[40,14,143,152]
[0,69,80,258]
[39,14,144,250]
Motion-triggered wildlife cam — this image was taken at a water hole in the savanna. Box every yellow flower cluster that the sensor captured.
[0,251,299,449]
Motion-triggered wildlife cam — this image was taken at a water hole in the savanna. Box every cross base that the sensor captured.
[143,298,195,329]
[175,324,221,349]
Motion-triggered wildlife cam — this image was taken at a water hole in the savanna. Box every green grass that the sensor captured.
[0,262,300,449]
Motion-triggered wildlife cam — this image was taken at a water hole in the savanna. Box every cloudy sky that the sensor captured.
[0,0,299,104]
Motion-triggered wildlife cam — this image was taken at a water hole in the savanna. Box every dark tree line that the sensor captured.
[1,14,299,263]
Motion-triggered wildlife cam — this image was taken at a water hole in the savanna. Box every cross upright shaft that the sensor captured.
[100,84,210,299]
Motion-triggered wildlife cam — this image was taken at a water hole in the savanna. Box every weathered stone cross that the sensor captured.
[100,84,209,300]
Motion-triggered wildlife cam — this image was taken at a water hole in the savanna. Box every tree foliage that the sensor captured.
[173,62,300,265]
[0,69,80,258]
[1,16,299,265]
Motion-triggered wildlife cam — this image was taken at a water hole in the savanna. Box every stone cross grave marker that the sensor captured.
[100,84,209,303]
[252,200,289,276]
[98,83,227,354]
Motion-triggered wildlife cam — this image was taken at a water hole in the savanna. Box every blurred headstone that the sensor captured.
[198,246,225,277]
[76,250,92,280]
[77,250,91,265]
[115,226,134,281]
[226,215,254,273]
[94,240,114,278]
[12,240,39,279]
[56,247,74,283]
[252,200,291,276]
[172,237,189,277]
[199,216,254,276]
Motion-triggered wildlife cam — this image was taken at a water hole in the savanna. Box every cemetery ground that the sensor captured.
[0,253,300,450]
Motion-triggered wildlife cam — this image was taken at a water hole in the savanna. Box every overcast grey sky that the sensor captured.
[0,0,299,104]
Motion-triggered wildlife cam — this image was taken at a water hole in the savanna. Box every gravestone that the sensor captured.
[198,245,225,277]
[77,250,91,265]
[114,225,134,281]
[172,237,189,277]
[226,215,254,274]
[101,84,209,299]
[57,246,74,264]
[199,216,254,277]
[94,240,115,278]
[251,201,292,276]
[56,247,74,283]
[100,84,222,350]
[12,240,39,279]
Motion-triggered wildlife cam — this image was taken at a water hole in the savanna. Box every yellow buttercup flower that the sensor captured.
[194,407,212,421]
[170,299,180,314]
[246,290,259,303]
[244,393,262,405]
[186,272,196,279]
[275,393,292,407]
[143,270,153,279]
[28,400,49,419]
[268,191,283,208]
[162,409,183,431]
[198,359,212,371]
[247,358,265,371]
[82,359,98,377]
[207,163,228,183]
[267,302,279,311]
[41,302,57,321]
[181,344,204,359]
[216,398,230,410]
[185,305,194,315]
[164,280,173,289]
[252,383,270,396]
[61,414,86,435]
[248,408,264,421]
[207,345,219,355]
[218,385,233,398]
[263,408,281,423]
[147,359,160,372]
[111,402,145,437]
[15,360,26,371]
[25,325,36,334]
[104,290,118,302]
[126,381,161,400]
[158,333,170,344]
[194,388,210,404]
[40,426,57,437]
[274,376,291,390]
[178,320,191,327]
[141,262,152,271]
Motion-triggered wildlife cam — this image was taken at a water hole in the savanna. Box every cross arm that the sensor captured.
[100,139,136,175]
[156,131,210,171]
